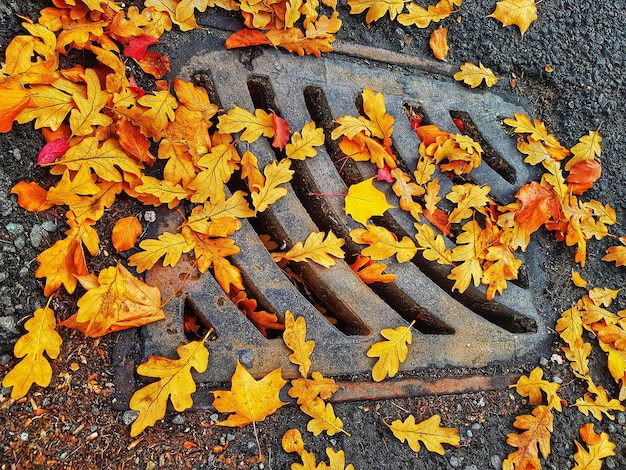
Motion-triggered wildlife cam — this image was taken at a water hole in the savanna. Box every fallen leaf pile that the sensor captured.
[1,0,625,467]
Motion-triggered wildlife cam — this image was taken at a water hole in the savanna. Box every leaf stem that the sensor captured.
[159,260,198,308]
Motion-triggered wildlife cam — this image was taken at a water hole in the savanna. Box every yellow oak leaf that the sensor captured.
[265,18,339,58]
[56,20,108,53]
[562,340,591,378]
[60,262,165,338]
[213,362,287,427]
[301,396,349,436]
[289,372,339,405]
[251,159,295,213]
[385,414,460,455]
[414,223,454,265]
[574,380,624,421]
[129,231,195,273]
[217,106,274,142]
[324,448,356,470]
[157,140,196,186]
[35,217,100,296]
[367,322,413,381]
[134,175,191,208]
[448,220,489,293]
[129,337,209,436]
[489,0,537,36]
[345,177,395,225]
[509,367,562,411]
[505,114,568,156]
[15,79,79,132]
[68,68,113,136]
[2,302,62,399]
[292,449,320,470]
[286,121,325,160]
[45,166,99,207]
[283,311,315,377]
[446,183,491,224]
[272,231,345,268]
[360,88,394,145]
[111,216,143,253]
[454,62,499,88]
[66,180,123,224]
[184,191,255,234]
[345,0,403,23]
[188,143,241,204]
[137,90,178,138]
[572,423,615,470]
[391,168,424,219]
[52,137,142,183]
[398,0,453,28]
[240,150,265,189]
[566,130,602,171]
[588,286,621,307]
[482,244,522,300]
[350,224,416,263]
[503,405,553,470]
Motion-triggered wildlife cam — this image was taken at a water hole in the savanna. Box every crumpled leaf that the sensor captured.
[367,322,413,381]
[397,0,454,28]
[454,62,499,88]
[349,254,396,284]
[489,0,537,36]
[385,414,460,455]
[289,372,339,406]
[129,337,209,437]
[429,26,449,60]
[0,77,33,133]
[2,302,62,399]
[345,177,395,225]
[272,231,345,268]
[282,428,305,455]
[60,262,165,338]
[213,362,287,427]
[572,423,616,470]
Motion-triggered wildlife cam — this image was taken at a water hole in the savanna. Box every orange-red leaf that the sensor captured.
[567,159,601,195]
[112,216,143,253]
[514,181,561,235]
[11,181,53,212]
[225,29,272,49]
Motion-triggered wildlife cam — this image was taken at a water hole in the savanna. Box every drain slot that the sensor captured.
[449,110,516,185]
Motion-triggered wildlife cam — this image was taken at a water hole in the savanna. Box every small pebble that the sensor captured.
[122,410,139,425]
[449,456,461,468]
[0,354,11,366]
[171,414,185,425]
[41,221,57,232]
[5,222,23,235]
[20,432,28,441]
[210,413,219,423]
[464,466,478,470]
[552,376,563,384]
[0,273,7,284]
[539,357,549,367]
[471,423,482,430]
[30,224,46,248]
[13,236,25,250]
[144,210,156,223]
[606,458,616,469]
[608,424,616,433]
[227,433,235,441]
[466,430,473,438]
[490,455,502,469]
[617,412,625,425]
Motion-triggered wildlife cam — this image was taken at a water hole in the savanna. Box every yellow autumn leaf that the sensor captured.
[188,143,241,204]
[397,0,454,28]
[414,223,454,265]
[345,177,395,225]
[289,372,339,405]
[2,301,62,399]
[128,231,195,273]
[572,270,587,288]
[489,0,537,37]
[282,429,305,455]
[286,121,325,160]
[134,175,191,208]
[68,68,112,136]
[301,396,349,436]
[509,367,562,411]
[129,337,209,437]
[272,231,345,268]
[385,414,460,455]
[562,340,591,378]
[351,224,417,263]
[325,448,356,470]
[283,310,315,377]
[429,26,449,60]
[565,130,602,171]
[217,106,275,142]
[367,322,414,381]
[213,362,287,427]
[503,404,553,470]
[572,423,616,470]
[454,62,499,88]
[15,78,79,132]
[446,183,491,224]
[574,380,624,420]
[346,0,405,24]
[251,159,295,213]
[137,90,178,138]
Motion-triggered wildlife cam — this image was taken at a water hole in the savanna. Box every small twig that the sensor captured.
[160,259,198,308]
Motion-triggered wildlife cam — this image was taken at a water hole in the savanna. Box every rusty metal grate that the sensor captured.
[119,35,549,394]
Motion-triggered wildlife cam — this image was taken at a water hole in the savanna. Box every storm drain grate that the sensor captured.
[118,36,550,396]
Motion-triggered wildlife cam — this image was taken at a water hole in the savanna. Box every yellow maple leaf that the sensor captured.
[251,159,295,213]
[286,121,325,160]
[129,231,195,273]
[272,231,345,268]
[345,178,395,225]
[454,62,499,88]
[509,367,562,412]
[217,106,274,142]
[2,301,62,399]
[489,0,537,37]
[129,336,209,436]
[213,362,287,427]
[283,310,315,377]
[351,224,416,263]
[301,396,349,436]
[367,322,413,381]
[503,405,553,470]
[68,68,113,136]
[572,423,615,470]
[60,262,165,338]
[385,414,460,455]
[111,215,143,253]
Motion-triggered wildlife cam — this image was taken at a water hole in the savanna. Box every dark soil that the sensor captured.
[1,1,625,469]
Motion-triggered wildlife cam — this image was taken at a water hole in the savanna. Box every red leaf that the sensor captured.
[225,29,271,49]
[567,159,601,195]
[37,138,69,166]
[123,35,160,61]
[424,208,451,236]
[128,76,145,98]
[271,113,290,149]
[514,181,561,234]
[452,117,465,133]
[377,165,394,183]
[409,115,421,132]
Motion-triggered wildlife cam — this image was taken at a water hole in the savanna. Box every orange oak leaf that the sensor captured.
[489,0,537,36]
[503,405,553,470]
[347,0,405,24]
[116,118,156,165]
[345,177,395,225]
[2,301,62,399]
[349,254,397,284]
[514,181,561,236]
[225,29,272,49]
[289,372,339,406]
[229,288,284,336]
[213,362,287,427]
[282,429,305,456]
[572,423,615,470]
[603,245,626,267]
[60,262,165,338]
[567,159,601,195]
[129,337,209,437]
[509,367,562,412]
[351,224,416,263]
[112,216,143,252]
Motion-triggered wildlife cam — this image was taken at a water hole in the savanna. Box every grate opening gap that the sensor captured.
[448,110,517,185]
[191,70,223,126]
[403,102,433,127]
[183,296,220,341]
